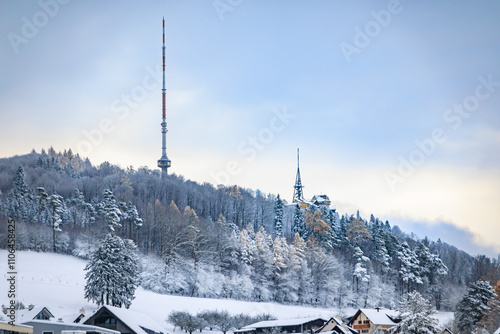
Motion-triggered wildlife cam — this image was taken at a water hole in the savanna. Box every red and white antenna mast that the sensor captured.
[157,17,171,176]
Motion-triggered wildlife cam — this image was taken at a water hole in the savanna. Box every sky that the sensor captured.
[1,0,500,257]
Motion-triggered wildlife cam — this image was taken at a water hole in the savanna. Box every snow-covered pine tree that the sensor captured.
[273,194,284,238]
[98,189,122,232]
[84,233,139,308]
[397,241,422,294]
[292,204,307,239]
[10,165,34,221]
[394,290,439,334]
[455,280,497,333]
[48,193,65,252]
[121,238,140,308]
[352,246,370,294]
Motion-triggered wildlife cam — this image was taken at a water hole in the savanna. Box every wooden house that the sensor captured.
[347,309,399,334]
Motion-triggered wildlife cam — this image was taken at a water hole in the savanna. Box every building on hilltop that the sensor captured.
[289,149,335,211]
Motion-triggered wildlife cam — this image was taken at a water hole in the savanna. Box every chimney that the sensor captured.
[79,308,85,315]
[2,306,7,314]
[29,304,35,311]
[376,307,380,312]
[58,318,64,323]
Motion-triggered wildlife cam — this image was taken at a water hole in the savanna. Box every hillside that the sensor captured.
[0,250,454,331]
[0,150,498,320]
[0,250,342,329]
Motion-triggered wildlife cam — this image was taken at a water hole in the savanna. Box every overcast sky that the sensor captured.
[1,0,499,256]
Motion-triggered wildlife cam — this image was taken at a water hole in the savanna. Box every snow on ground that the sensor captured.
[0,250,453,332]
[0,250,339,333]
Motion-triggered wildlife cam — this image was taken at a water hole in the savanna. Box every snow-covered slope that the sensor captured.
[0,250,338,332]
[0,250,454,332]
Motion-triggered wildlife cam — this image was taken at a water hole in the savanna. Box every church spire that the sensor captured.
[292,148,304,203]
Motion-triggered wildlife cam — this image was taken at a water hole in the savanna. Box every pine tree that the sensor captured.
[84,233,139,308]
[292,204,307,238]
[352,246,370,294]
[48,193,65,252]
[455,280,497,333]
[394,291,439,334]
[273,195,284,238]
[10,165,33,221]
[98,189,122,232]
[398,242,422,294]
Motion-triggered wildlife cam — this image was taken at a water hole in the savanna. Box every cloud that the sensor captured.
[387,217,499,258]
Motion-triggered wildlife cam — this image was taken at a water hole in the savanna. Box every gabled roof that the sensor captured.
[349,308,399,326]
[22,320,120,334]
[16,307,54,322]
[85,305,165,334]
[316,317,343,333]
[237,317,326,331]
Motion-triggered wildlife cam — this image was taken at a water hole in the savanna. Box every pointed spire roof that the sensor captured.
[292,148,304,203]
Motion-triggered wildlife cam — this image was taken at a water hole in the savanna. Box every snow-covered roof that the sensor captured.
[238,317,326,331]
[352,308,399,326]
[317,317,343,333]
[16,307,55,322]
[493,326,500,334]
[86,305,165,334]
[23,320,120,334]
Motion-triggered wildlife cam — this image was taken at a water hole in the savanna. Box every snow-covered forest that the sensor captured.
[0,148,499,315]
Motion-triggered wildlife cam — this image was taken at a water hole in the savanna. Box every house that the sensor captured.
[311,195,331,208]
[234,317,327,334]
[0,321,33,334]
[83,306,165,334]
[15,307,55,323]
[316,317,357,334]
[347,308,399,334]
[22,320,119,334]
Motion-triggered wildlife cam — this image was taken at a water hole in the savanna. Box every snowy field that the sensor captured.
[0,250,454,332]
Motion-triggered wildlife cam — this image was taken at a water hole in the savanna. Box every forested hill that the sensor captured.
[0,148,499,312]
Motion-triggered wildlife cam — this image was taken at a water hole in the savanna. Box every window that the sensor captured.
[43,331,53,334]
[37,313,49,319]
[358,320,362,324]
[363,320,370,324]
[362,330,369,333]
[95,314,117,329]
